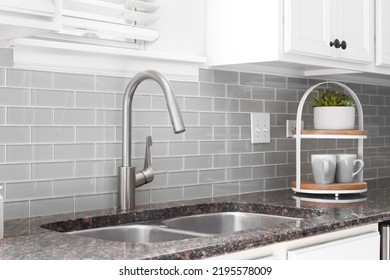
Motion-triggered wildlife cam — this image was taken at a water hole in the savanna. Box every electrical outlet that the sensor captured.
[251,113,270,143]
[286,120,304,138]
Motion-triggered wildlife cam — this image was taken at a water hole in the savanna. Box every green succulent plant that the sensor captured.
[312,88,355,107]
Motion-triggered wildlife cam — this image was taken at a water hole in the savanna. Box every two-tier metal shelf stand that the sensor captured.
[292,81,368,196]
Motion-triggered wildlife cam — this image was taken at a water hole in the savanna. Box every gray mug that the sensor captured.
[311,154,336,185]
[336,154,364,183]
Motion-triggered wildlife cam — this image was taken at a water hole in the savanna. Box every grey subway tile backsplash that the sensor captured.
[0,127,30,143]
[0,107,4,124]
[214,154,240,168]
[199,68,213,83]
[287,77,308,89]
[227,85,251,99]
[0,68,4,86]
[183,184,212,199]
[32,162,74,179]
[200,83,226,98]
[96,75,130,92]
[7,144,53,162]
[264,74,287,88]
[7,107,53,125]
[54,72,95,91]
[32,89,74,107]
[168,171,198,186]
[169,141,198,155]
[55,109,95,125]
[54,178,95,196]
[184,155,213,170]
[77,91,116,108]
[0,87,30,105]
[32,127,74,143]
[6,181,52,200]
[75,193,115,212]
[54,143,95,160]
[239,99,263,112]
[0,164,29,181]
[171,81,199,96]
[2,67,390,220]
[7,69,53,88]
[185,97,212,111]
[240,72,263,86]
[75,160,116,177]
[276,89,298,101]
[213,182,240,196]
[214,70,239,85]
[4,201,30,220]
[252,87,275,100]
[184,126,212,140]
[150,187,183,204]
[214,98,239,112]
[200,112,226,126]
[199,169,226,183]
[76,126,116,142]
[31,197,74,217]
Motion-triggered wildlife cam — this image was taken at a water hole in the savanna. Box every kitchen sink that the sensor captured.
[67,224,207,244]
[162,212,301,234]
[65,211,301,243]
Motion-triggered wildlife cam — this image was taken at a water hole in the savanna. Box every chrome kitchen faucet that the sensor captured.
[118,70,185,211]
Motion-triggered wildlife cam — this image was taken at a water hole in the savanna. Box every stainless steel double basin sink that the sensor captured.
[68,212,300,244]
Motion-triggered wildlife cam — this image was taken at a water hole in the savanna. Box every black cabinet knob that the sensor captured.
[340,40,347,50]
[329,39,347,50]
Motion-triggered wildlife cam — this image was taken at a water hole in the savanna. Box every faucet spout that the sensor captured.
[118,70,185,211]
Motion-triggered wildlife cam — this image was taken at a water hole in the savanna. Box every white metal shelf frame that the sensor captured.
[294,81,366,195]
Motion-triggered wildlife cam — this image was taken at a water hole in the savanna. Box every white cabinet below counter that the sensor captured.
[207,223,379,260]
[287,231,379,260]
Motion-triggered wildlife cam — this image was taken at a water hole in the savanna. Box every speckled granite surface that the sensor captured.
[1,178,390,260]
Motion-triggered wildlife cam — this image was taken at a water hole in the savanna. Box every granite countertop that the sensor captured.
[2,178,390,260]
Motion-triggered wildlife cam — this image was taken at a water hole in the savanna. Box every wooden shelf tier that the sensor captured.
[292,130,368,139]
[292,180,367,194]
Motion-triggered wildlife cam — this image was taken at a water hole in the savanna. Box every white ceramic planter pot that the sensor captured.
[313,106,355,130]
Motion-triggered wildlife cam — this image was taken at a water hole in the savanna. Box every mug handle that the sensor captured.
[322,159,330,182]
[352,159,364,178]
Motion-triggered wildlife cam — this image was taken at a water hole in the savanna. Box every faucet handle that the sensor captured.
[144,135,152,170]
[135,136,154,187]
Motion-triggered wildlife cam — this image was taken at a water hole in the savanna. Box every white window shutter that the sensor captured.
[36,0,160,49]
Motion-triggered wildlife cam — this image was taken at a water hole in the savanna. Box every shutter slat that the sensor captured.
[41,0,160,48]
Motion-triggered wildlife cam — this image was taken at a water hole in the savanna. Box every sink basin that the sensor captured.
[162,212,300,234]
[67,224,207,244]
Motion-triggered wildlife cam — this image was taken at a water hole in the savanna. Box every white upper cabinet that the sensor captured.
[376,0,390,67]
[285,0,374,64]
[0,0,61,40]
[284,0,334,59]
[207,0,384,76]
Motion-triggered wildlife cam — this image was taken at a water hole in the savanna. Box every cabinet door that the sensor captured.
[287,232,380,260]
[284,0,334,58]
[333,0,374,63]
[376,0,390,66]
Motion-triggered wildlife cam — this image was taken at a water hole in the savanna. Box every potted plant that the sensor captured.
[312,87,356,130]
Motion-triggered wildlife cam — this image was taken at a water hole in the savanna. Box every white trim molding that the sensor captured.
[12,38,206,81]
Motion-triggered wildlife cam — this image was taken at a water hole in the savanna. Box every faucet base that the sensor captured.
[118,166,136,211]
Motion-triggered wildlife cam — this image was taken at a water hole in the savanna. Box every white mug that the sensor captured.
[336,154,364,183]
[311,154,336,185]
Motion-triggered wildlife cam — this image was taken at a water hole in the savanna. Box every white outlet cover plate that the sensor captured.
[286,120,304,138]
[251,113,270,143]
